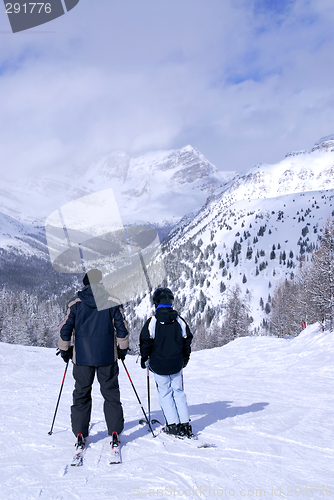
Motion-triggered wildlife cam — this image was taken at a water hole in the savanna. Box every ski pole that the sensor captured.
[48,358,69,435]
[147,365,151,423]
[121,359,155,437]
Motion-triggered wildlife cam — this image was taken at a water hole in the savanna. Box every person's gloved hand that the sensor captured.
[117,347,128,361]
[141,357,149,369]
[183,356,189,368]
[60,346,73,363]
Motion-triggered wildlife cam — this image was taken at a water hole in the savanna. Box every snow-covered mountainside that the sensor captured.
[68,145,235,229]
[171,135,334,242]
[0,323,332,499]
[1,137,333,321]
[0,145,234,255]
[133,137,334,330]
[0,146,234,228]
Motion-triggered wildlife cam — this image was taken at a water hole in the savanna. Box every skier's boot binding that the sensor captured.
[162,423,180,436]
[76,432,85,450]
[179,422,195,439]
[111,430,119,448]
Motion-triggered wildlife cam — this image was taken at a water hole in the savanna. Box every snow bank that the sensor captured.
[0,325,333,500]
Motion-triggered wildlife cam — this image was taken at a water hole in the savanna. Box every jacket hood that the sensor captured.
[155,307,178,324]
[78,284,111,310]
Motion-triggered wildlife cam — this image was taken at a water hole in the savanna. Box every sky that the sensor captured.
[0,0,333,182]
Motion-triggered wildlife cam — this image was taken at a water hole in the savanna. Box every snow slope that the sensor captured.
[0,324,333,500]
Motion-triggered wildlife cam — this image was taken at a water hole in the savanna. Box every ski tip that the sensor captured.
[71,457,84,466]
[197,443,217,448]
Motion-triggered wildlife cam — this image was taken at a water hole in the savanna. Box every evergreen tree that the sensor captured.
[306,217,334,330]
[221,285,251,342]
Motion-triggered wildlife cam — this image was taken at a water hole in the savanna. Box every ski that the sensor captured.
[71,433,86,467]
[197,442,217,449]
[167,434,216,449]
[178,436,217,449]
[155,425,217,449]
[109,431,121,464]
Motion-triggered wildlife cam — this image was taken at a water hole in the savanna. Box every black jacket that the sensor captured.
[140,307,193,376]
[59,284,129,366]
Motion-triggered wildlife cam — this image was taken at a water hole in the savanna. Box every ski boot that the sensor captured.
[178,422,196,439]
[71,432,86,466]
[110,431,121,464]
[75,432,85,450]
[162,423,181,436]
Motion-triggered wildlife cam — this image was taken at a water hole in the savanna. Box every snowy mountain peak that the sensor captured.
[68,145,235,227]
[311,134,334,152]
[86,151,131,183]
[168,135,334,247]
[313,134,334,146]
[0,145,236,253]
[216,139,334,206]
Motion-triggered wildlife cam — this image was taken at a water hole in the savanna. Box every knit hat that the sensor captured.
[152,287,174,306]
[83,269,103,286]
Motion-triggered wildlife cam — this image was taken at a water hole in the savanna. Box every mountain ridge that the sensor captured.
[167,136,334,246]
[1,137,333,322]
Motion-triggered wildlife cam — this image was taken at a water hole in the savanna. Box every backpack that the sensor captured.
[147,315,188,339]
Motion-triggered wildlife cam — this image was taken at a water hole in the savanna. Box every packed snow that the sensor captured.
[0,324,333,500]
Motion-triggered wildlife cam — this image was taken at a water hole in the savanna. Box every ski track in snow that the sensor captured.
[0,324,333,500]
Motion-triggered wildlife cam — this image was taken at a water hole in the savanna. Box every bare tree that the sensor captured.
[306,217,334,330]
[270,217,334,335]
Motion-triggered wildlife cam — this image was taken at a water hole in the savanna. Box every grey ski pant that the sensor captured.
[154,371,189,425]
[71,362,124,438]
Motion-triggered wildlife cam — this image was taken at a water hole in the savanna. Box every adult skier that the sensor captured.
[139,287,194,438]
[58,268,129,456]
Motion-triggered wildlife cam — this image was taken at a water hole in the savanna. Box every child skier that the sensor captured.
[139,287,194,438]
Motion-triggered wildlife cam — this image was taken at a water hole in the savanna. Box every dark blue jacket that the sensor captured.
[140,307,193,375]
[59,284,129,366]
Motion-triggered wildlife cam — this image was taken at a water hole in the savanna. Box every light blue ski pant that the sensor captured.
[153,371,189,425]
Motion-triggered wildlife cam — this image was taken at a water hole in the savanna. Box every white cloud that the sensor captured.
[0,0,333,182]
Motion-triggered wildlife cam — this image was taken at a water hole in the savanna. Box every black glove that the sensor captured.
[141,357,148,369]
[183,356,189,368]
[117,347,128,361]
[60,346,73,363]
